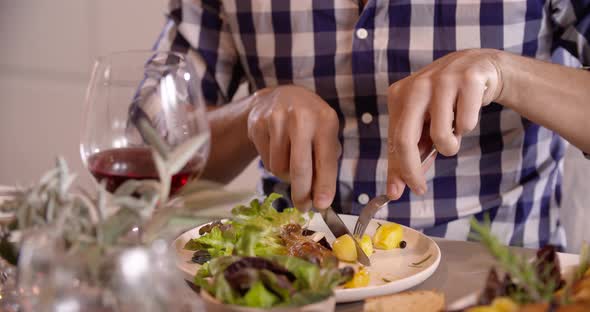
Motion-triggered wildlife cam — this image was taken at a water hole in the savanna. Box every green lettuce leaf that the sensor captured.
[191,193,300,259]
[241,280,280,308]
[193,226,234,257]
[183,238,201,251]
[213,274,240,305]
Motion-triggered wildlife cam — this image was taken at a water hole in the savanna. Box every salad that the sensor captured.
[184,194,353,308]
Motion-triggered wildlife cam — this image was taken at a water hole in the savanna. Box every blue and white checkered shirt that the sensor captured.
[155,0,590,249]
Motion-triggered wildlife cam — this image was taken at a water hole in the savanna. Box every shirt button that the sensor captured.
[356,28,368,39]
[357,193,370,205]
[361,112,373,124]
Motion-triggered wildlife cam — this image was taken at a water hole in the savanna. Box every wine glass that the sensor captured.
[80,51,210,195]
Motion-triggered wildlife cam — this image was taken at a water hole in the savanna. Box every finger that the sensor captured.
[455,81,485,136]
[429,83,460,156]
[312,115,340,209]
[390,83,430,195]
[387,84,407,200]
[249,121,271,170]
[289,115,314,212]
[268,111,290,179]
[387,145,406,200]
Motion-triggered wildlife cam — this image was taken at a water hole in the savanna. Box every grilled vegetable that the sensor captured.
[373,222,403,250]
[280,224,336,266]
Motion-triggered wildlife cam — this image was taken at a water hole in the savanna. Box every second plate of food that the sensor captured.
[174,213,440,303]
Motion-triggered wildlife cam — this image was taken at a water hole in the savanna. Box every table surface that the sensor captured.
[94,186,580,311]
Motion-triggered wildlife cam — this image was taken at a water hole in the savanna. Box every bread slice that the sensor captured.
[363,290,445,312]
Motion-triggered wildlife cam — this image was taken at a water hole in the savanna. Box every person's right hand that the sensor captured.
[247,85,341,212]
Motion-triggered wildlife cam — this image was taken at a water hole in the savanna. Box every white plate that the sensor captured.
[173,213,441,303]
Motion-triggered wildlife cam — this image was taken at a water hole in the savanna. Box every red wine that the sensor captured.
[87,147,203,195]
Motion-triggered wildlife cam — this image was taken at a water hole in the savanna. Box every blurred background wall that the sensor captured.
[0,0,259,192]
[0,1,587,252]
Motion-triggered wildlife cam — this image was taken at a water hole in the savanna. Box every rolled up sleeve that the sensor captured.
[552,0,590,66]
[155,0,244,106]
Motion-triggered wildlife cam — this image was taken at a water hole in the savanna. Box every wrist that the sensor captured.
[488,50,525,111]
[487,49,509,106]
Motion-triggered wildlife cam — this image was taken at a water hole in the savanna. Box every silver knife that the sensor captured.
[318,207,371,266]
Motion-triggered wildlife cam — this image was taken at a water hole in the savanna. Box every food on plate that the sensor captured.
[195,255,352,308]
[464,218,590,312]
[358,234,374,257]
[280,223,336,266]
[184,193,306,258]
[363,290,445,312]
[344,267,370,289]
[333,234,358,262]
[332,234,374,262]
[184,193,355,308]
[373,222,404,250]
[465,297,519,312]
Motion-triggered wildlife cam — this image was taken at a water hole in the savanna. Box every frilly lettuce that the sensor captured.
[184,193,306,258]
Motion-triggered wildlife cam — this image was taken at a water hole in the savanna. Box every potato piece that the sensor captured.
[344,267,370,288]
[373,223,403,250]
[357,234,374,257]
[465,297,518,312]
[333,234,357,262]
[491,297,518,312]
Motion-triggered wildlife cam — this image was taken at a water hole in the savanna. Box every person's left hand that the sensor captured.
[386,49,504,199]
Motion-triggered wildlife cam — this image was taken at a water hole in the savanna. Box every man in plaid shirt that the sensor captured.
[154,0,590,248]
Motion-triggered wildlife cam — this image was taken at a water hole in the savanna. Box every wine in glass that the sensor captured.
[80,51,210,195]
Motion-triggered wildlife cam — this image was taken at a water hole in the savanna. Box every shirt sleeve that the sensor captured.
[551,0,590,66]
[154,0,245,106]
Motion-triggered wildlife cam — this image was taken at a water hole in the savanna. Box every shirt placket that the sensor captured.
[351,2,381,214]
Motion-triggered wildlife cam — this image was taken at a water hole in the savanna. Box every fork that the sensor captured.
[352,144,439,238]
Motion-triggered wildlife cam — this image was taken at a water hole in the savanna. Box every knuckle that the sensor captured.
[320,106,338,122]
[247,121,262,140]
[411,77,432,90]
[398,169,418,186]
[432,75,454,90]
[393,135,413,152]
[253,120,267,136]
[268,112,284,132]
[462,68,484,84]
[429,127,451,144]
[388,82,402,95]
[270,159,287,176]
[291,164,310,180]
[456,117,478,134]
[288,107,310,124]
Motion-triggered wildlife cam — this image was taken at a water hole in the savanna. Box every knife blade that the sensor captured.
[318,207,371,266]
